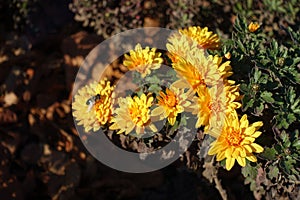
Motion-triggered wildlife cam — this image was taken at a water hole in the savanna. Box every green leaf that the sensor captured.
[237,40,247,54]
[148,84,161,94]
[282,158,295,174]
[287,113,296,124]
[261,147,277,160]
[267,166,279,179]
[292,140,300,149]
[243,98,255,111]
[145,75,161,84]
[242,163,258,179]
[260,91,275,103]
[281,131,288,143]
[240,83,249,93]
[254,69,262,83]
[255,102,264,115]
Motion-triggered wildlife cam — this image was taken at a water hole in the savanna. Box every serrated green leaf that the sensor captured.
[145,75,160,84]
[267,166,279,179]
[242,163,258,179]
[261,147,277,160]
[254,69,262,82]
[255,102,264,114]
[281,131,288,143]
[292,140,300,149]
[282,158,295,174]
[260,91,275,103]
[283,139,291,148]
[287,113,296,124]
[243,98,254,111]
[148,84,161,94]
[240,83,249,93]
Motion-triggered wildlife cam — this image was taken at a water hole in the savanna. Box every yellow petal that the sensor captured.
[225,147,234,158]
[244,126,255,135]
[240,114,248,128]
[149,123,158,132]
[252,121,263,129]
[251,131,262,138]
[208,143,224,155]
[126,123,135,134]
[168,116,176,126]
[151,107,165,116]
[109,123,120,130]
[243,144,253,153]
[216,150,226,161]
[236,156,246,167]
[226,157,235,170]
[251,143,264,153]
[246,154,257,162]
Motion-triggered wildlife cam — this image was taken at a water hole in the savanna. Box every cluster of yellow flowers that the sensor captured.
[72,26,264,170]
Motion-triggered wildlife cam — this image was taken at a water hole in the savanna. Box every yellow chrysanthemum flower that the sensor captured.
[72,79,115,132]
[123,43,163,77]
[166,32,198,63]
[110,93,157,135]
[248,22,260,33]
[179,26,220,50]
[192,85,213,129]
[151,85,192,125]
[190,80,241,135]
[224,80,242,113]
[172,47,222,91]
[208,54,233,79]
[208,111,264,170]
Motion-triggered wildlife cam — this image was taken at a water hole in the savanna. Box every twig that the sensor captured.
[213,172,228,200]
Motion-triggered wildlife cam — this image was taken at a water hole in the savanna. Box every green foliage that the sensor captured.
[212,0,299,38]
[241,130,300,198]
[227,16,300,130]
[247,129,300,198]
[226,15,300,199]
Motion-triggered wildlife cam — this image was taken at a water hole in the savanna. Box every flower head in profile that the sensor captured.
[72,79,115,132]
[208,111,264,170]
[110,93,157,135]
[248,22,260,33]
[123,43,163,77]
[191,85,213,129]
[151,85,192,125]
[179,26,220,50]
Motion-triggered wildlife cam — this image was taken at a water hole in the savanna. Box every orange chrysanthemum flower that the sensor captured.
[208,111,264,170]
[151,85,192,125]
[248,22,260,33]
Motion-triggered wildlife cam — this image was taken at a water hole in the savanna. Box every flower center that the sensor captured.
[128,103,149,126]
[158,89,178,109]
[166,95,177,108]
[192,76,206,89]
[226,128,243,146]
